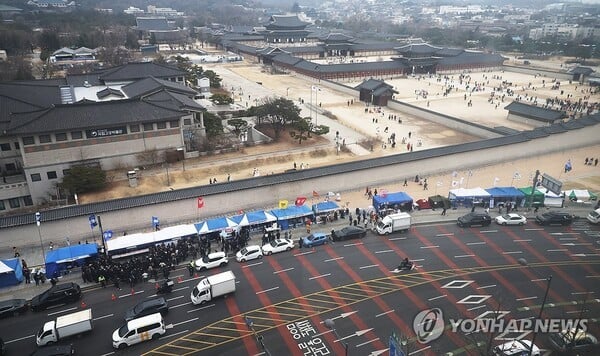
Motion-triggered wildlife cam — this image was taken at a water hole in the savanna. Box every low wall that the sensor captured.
[503,65,573,82]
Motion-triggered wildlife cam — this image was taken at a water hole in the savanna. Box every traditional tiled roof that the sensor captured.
[135,17,172,31]
[98,62,184,82]
[322,33,354,42]
[435,48,464,57]
[395,43,441,55]
[437,52,505,66]
[7,99,184,135]
[121,77,196,98]
[266,15,309,29]
[0,82,61,108]
[96,87,124,99]
[569,66,594,75]
[504,101,565,122]
[271,53,304,66]
[143,91,204,111]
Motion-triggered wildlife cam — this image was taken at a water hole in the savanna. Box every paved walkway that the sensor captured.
[1,205,595,301]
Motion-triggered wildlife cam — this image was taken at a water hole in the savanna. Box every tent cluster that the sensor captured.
[0,258,23,287]
[449,186,597,208]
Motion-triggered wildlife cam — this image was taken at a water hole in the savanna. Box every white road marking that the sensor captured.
[309,273,331,280]
[161,329,189,339]
[99,352,115,356]
[525,228,543,231]
[359,264,378,269]
[572,292,594,295]
[428,294,447,301]
[466,242,486,245]
[294,250,315,256]
[389,237,406,241]
[172,318,199,327]
[356,337,380,348]
[242,261,263,268]
[93,313,114,321]
[531,278,547,282]
[513,239,532,242]
[455,254,474,258]
[547,249,568,252]
[420,245,439,249]
[480,230,498,233]
[187,304,215,313]
[436,233,454,237]
[467,305,486,311]
[552,233,580,236]
[477,285,496,290]
[47,306,77,316]
[273,267,294,274]
[502,251,523,255]
[119,290,144,298]
[324,257,344,262]
[412,259,425,262]
[344,242,364,247]
[409,345,431,355]
[586,275,600,278]
[167,295,184,302]
[376,310,395,318]
[172,286,190,292]
[171,302,193,309]
[375,249,394,254]
[558,237,578,240]
[256,286,280,294]
[5,334,35,344]
[516,296,538,301]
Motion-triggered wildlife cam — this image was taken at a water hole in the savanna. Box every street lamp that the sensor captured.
[35,212,46,264]
[324,319,348,356]
[519,258,551,356]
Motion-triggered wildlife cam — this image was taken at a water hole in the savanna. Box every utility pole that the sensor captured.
[97,215,107,254]
[529,170,540,210]
[529,276,552,355]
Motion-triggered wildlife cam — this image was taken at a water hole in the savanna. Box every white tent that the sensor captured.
[106,224,197,254]
[537,187,564,207]
[0,261,12,274]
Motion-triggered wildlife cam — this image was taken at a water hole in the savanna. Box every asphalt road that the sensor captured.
[2,219,599,356]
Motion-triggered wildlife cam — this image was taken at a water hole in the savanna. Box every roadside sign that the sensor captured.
[541,173,562,195]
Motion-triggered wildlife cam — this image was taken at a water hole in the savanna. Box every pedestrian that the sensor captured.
[227,174,231,182]
[49,241,54,251]
[298,237,303,248]
[23,267,31,284]
[423,182,428,190]
[596,158,599,166]
[471,205,475,213]
[441,207,447,216]
[403,179,408,187]
[188,260,195,277]
[306,221,311,234]
[12,247,20,258]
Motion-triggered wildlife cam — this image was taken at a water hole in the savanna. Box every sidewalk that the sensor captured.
[1,205,594,302]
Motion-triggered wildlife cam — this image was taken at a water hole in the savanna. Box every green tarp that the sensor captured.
[518,187,545,207]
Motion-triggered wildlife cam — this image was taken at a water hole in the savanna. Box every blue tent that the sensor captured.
[195,217,237,234]
[270,205,314,229]
[312,201,340,215]
[485,187,525,208]
[229,210,277,226]
[45,243,98,278]
[0,258,23,288]
[372,192,413,213]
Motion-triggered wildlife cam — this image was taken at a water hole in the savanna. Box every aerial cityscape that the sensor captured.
[0,1,599,356]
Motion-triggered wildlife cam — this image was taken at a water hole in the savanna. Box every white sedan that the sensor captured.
[495,213,527,226]
[194,252,228,271]
[262,238,294,255]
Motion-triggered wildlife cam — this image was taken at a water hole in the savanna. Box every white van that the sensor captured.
[112,312,166,349]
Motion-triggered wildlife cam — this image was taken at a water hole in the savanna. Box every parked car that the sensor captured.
[492,339,540,356]
[29,344,74,356]
[548,329,599,354]
[457,212,492,227]
[125,297,169,321]
[194,252,228,271]
[262,239,294,255]
[236,245,263,262]
[302,233,329,248]
[331,226,367,241]
[30,283,81,312]
[587,208,600,224]
[535,211,574,226]
[0,298,28,318]
[413,198,431,210]
[495,213,527,226]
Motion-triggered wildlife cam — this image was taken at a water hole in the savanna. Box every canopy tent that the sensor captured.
[372,192,413,213]
[428,195,451,209]
[485,187,525,208]
[312,201,340,215]
[0,258,23,288]
[518,187,545,207]
[195,217,237,235]
[448,187,490,207]
[229,210,277,227]
[537,187,564,208]
[565,189,598,202]
[270,205,314,230]
[106,224,197,256]
[45,243,98,278]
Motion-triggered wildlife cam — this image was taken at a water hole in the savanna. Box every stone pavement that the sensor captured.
[1,205,595,302]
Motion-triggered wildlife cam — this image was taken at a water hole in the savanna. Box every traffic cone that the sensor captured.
[194,273,198,278]
[81,300,86,308]
[131,288,135,296]
[111,293,116,301]
[177,276,183,283]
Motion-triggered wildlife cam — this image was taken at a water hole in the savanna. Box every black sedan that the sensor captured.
[30,283,81,312]
[330,226,367,241]
[125,297,169,321]
[0,298,28,318]
[457,212,492,227]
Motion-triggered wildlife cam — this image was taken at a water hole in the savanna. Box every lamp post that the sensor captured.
[324,319,348,356]
[519,258,551,355]
[35,212,46,264]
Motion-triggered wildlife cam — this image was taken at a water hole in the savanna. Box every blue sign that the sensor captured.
[103,230,113,241]
[89,214,97,229]
[389,335,404,356]
[152,216,160,228]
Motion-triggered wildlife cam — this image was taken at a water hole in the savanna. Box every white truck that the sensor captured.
[191,270,236,305]
[375,212,411,235]
[36,309,93,346]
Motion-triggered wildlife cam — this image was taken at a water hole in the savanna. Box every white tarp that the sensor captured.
[0,261,13,274]
[106,224,197,253]
[449,187,491,198]
[537,187,564,207]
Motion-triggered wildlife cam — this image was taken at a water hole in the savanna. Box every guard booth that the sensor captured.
[127,170,138,187]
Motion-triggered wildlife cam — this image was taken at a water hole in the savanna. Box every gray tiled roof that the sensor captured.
[266,15,309,29]
[272,53,304,66]
[7,99,184,135]
[355,78,390,91]
[438,52,505,66]
[0,82,61,108]
[99,62,184,82]
[121,77,196,98]
[504,101,565,121]
[569,66,594,75]
[395,43,441,55]
[143,91,205,111]
[96,87,124,99]
[136,17,172,31]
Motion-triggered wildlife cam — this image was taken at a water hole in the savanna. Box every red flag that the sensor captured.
[312,190,319,197]
[197,197,204,209]
[295,196,307,206]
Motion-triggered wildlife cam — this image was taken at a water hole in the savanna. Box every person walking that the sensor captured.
[441,207,447,216]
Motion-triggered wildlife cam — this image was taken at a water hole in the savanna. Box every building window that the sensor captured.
[31,173,41,182]
[0,200,5,210]
[5,163,16,171]
[0,143,11,151]
[14,142,19,149]
[55,132,67,142]
[183,118,191,125]
[22,137,35,145]
[39,134,51,143]
[143,123,154,131]
[23,195,33,206]
[157,122,167,129]
[71,131,83,140]
[8,197,20,209]
[47,171,57,179]
[130,124,140,133]
[169,120,180,128]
